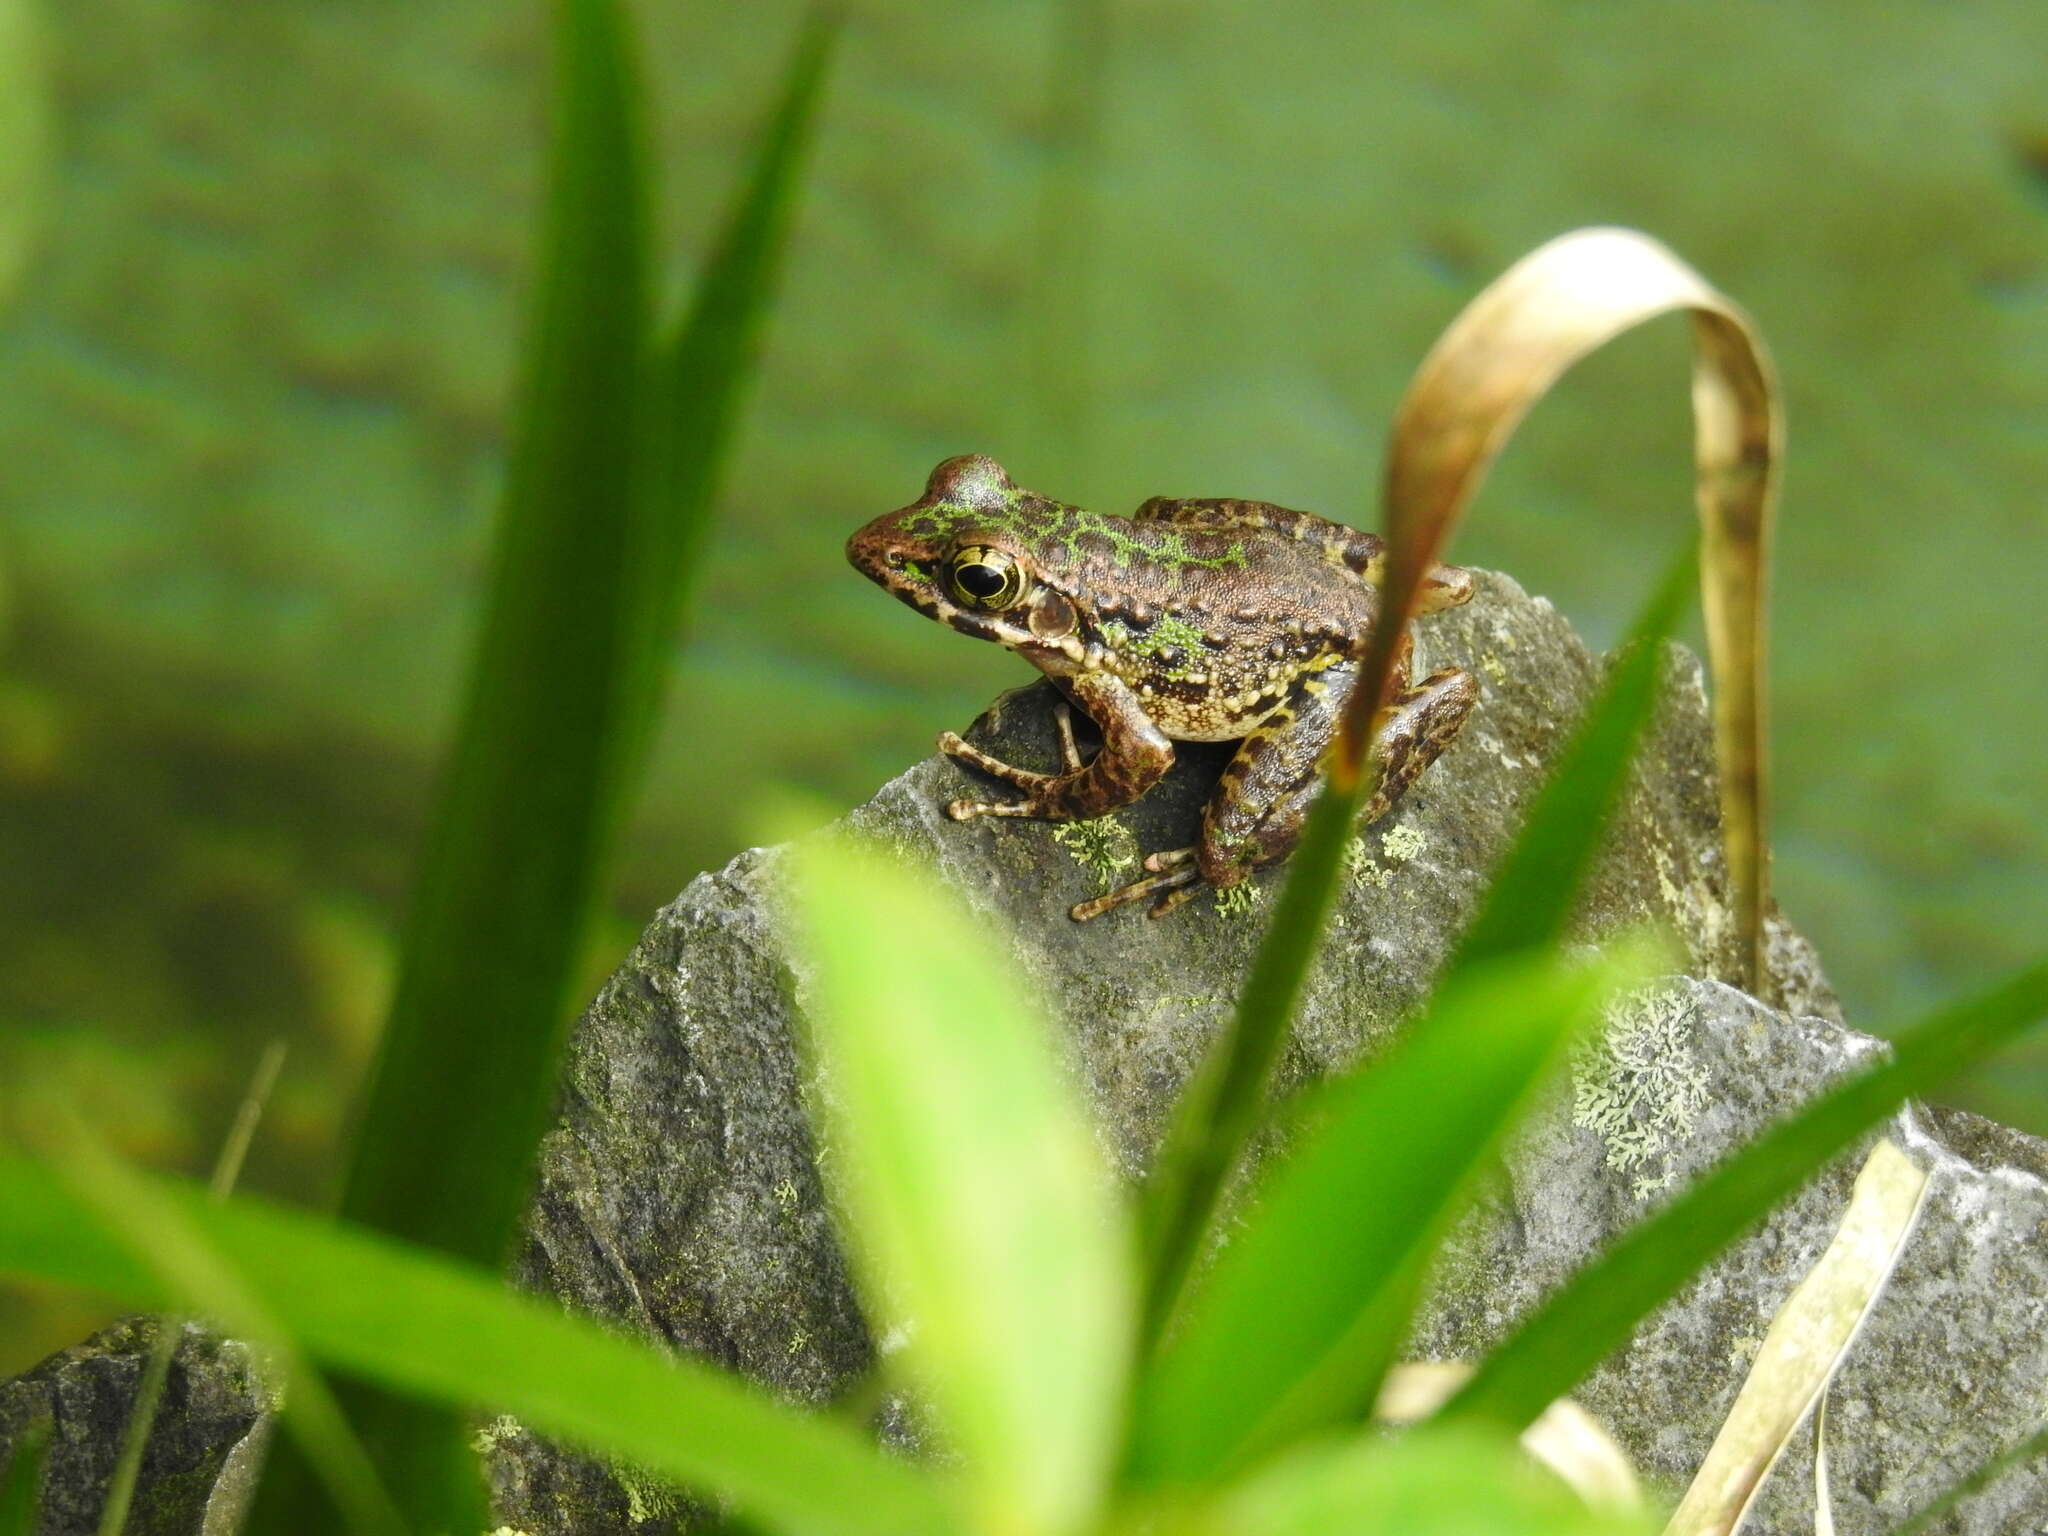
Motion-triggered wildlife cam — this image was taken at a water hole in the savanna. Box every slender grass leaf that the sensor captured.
[1893,1420,2048,1536]
[623,10,835,768]
[320,3,831,1525]
[1190,1423,1654,1536]
[98,1044,288,1536]
[1139,546,1695,1358]
[0,1418,49,1536]
[789,832,1132,1536]
[1664,1139,1928,1536]
[0,1151,953,1536]
[1352,227,1780,987]
[341,0,649,1279]
[1128,946,1653,1488]
[1451,545,1695,971]
[36,1109,405,1536]
[1445,958,2048,1433]
[1374,1364,1644,1516]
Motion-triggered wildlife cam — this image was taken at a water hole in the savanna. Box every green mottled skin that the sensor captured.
[847,454,1481,918]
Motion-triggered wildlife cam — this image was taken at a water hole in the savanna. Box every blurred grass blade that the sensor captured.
[99,1043,288,1536]
[789,833,1132,1536]
[623,10,835,765]
[342,0,649,1275]
[0,1151,953,1536]
[37,1110,405,1536]
[1127,947,1652,1488]
[1374,1364,1645,1518]
[1446,959,2048,1433]
[1453,546,1694,970]
[1207,1422,1655,1536]
[0,1419,50,1536]
[321,3,830,1527]
[1893,1421,2048,1536]
[1663,1140,1928,1536]
[1348,228,1779,989]
[1139,550,1693,1358]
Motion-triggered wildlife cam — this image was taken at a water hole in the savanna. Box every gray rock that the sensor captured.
[0,1318,271,1536]
[8,571,2042,1532]
[501,569,2041,1533]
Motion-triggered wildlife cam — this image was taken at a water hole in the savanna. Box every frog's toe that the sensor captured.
[1070,862,1201,921]
[1147,881,1204,918]
[1143,846,1197,873]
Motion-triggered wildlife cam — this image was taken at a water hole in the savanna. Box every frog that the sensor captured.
[845,454,1480,919]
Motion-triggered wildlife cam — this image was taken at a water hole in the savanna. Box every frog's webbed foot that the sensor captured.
[1069,846,1203,921]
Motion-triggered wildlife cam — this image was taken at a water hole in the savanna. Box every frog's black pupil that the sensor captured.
[958,563,1006,599]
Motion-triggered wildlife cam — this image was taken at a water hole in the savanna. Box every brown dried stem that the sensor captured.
[1339,227,1780,987]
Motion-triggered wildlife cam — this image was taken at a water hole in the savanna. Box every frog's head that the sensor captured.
[846,455,1082,653]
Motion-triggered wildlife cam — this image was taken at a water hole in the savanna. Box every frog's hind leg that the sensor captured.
[1363,666,1478,826]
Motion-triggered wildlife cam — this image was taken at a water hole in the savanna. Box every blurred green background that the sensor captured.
[2,0,2044,1373]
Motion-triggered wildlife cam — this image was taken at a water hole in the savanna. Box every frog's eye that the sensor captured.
[946,545,1027,612]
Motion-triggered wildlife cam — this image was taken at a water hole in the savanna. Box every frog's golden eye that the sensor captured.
[947,545,1028,612]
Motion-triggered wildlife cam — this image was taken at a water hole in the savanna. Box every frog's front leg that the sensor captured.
[939,671,1173,824]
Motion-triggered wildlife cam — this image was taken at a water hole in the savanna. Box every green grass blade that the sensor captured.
[340,0,649,1276]
[1444,958,2048,1432]
[0,1418,50,1536]
[1450,546,1696,969]
[1892,1421,2048,1536]
[1125,948,1652,1489]
[1202,1422,1653,1536]
[622,10,834,766]
[790,832,1132,1536]
[1137,548,1696,1359]
[0,1151,954,1536]
[301,0,650,1522]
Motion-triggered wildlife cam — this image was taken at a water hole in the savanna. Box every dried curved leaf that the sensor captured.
[1350,227,1780,987]
[1376,1362,1645,1517]
[1663,1139,1930,1536]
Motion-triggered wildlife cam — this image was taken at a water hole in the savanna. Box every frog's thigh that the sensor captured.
[1363,667,1478,825]
[946,670,1172,824]
[1196,659,1357,888]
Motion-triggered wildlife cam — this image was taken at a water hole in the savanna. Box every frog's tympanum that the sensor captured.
[847,455,1479,919]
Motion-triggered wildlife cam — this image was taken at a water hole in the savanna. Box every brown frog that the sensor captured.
[846,455,1479,918]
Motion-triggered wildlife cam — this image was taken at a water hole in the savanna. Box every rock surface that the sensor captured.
[500,570,2042,1533]
[0,1318,271,1536]
[6,571,2044,1532]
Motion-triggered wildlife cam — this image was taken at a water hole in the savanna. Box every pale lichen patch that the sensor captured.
[1215,880,1262,918]
[1381,823,1427,864]
[1572,984,1710,1200]
[1050,815,1140,891]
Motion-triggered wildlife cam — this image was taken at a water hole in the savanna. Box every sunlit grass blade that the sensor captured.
[1444,959,2048,1433]
[1197,1422,1654,1536]
[0,1418,50,1536]
[1139,548,1694,1358]
[623,9,835,765]
[1664,1140,1927,1535]
[1127,947,1653,1489]
[1349,228,1779,988]
[790,832,1132,1536]
[0,1151,953,1536]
